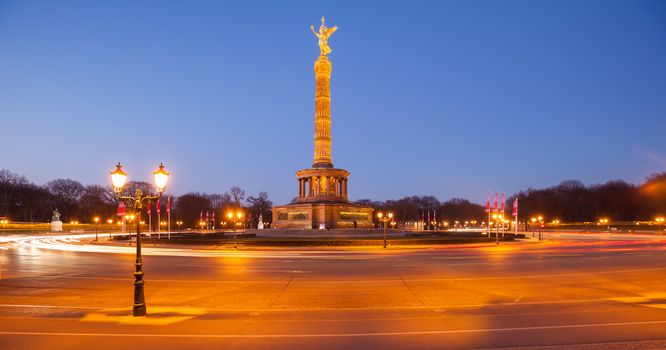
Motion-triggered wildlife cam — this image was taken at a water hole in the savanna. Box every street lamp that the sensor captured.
[656,217,665,232]
[93,217,100,241]
[598,218,609,232]
[109,162,169,317]
[538,216,545,240]
[176,220,183,232]
[227,211,243,248]
[492,213,501,244]
[377,211,394,248]
[107,219,113,239]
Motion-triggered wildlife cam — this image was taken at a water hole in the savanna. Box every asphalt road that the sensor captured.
[1,232,665,349]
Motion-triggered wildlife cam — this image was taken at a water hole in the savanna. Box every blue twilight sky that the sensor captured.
[1,0,665,205]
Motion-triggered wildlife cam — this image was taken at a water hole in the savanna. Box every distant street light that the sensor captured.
[107,219,113,239]
[538,216,545,240]
[598,218,609,232]
[377,211,394,248]
[110,162,169,317]
[176,220,183,233]
[656,217,665,232]
[227,211,243,248]
[93,217,100,241]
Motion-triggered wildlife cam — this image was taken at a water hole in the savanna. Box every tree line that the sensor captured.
[2,168,665,227]
[508,173,666,222]
[0,169,272,228]
[357,173,666,224]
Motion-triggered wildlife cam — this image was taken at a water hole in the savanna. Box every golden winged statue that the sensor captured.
[311,16,337,56]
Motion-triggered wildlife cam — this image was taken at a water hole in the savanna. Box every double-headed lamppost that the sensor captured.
[537,215,544,240]
[110,162,169,317]
[377,211,394,248]
[598,218,609,232]
[227,211,243,248]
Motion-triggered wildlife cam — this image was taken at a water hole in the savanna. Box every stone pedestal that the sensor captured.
[50,209,63,232]
[50,220,63,232]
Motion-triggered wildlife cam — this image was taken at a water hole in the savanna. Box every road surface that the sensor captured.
[1,232,665,349]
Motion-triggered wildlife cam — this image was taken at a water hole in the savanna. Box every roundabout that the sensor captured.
[1,232,666,349]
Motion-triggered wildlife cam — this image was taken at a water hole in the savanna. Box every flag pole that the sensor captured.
[501,192,505,238]
[157,199,161,239]
[147,200,152,234]
[487,190,491,236]
[167,190,171,239]
[515,198,519,235]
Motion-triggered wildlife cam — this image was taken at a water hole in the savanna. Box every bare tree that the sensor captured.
[229,186,245,205]
[46,179,85,220]
[208,193,232,210]
[0,169,29,216]
[246,191,273,224]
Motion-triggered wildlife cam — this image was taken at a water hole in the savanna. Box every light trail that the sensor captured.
[1,319,666,338]
[3,233,381,259]
[2,232,665,260]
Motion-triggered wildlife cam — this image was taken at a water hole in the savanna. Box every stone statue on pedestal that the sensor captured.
[257,214,264,229]
[50,209,63,232]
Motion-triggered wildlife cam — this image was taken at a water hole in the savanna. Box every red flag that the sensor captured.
[199,210,203,221]
[512,198,518,217]
[205,211,209,221]
[166,194,171,213]
[156,199,161,214]
[117,202,126,217]
[427,210,431,227]
[485,192,490,212]
[146,201,151,214]
[212,210,215,223]
[493,192,499,213]
[500,193,505,212]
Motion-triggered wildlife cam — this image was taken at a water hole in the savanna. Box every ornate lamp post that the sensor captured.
[377,211,394,249]
[227,211,243,248]
[110,162,169,317]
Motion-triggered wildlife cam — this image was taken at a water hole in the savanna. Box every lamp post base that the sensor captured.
[133,304,146,317]
[133,265,146,316]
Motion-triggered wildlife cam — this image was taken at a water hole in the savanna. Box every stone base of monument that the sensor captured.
[272,201,374,229]
[50,221,63,232]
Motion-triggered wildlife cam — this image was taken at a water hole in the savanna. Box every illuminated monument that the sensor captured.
[272,17,374,229]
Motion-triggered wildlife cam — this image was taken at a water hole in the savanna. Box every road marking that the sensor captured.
[1,320,666,338]
[2,266,664,285]
[544,254,583,257]
[0,296,645,313]
[479,339,666,350]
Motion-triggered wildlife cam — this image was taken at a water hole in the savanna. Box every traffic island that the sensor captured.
[106,230,519,247]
